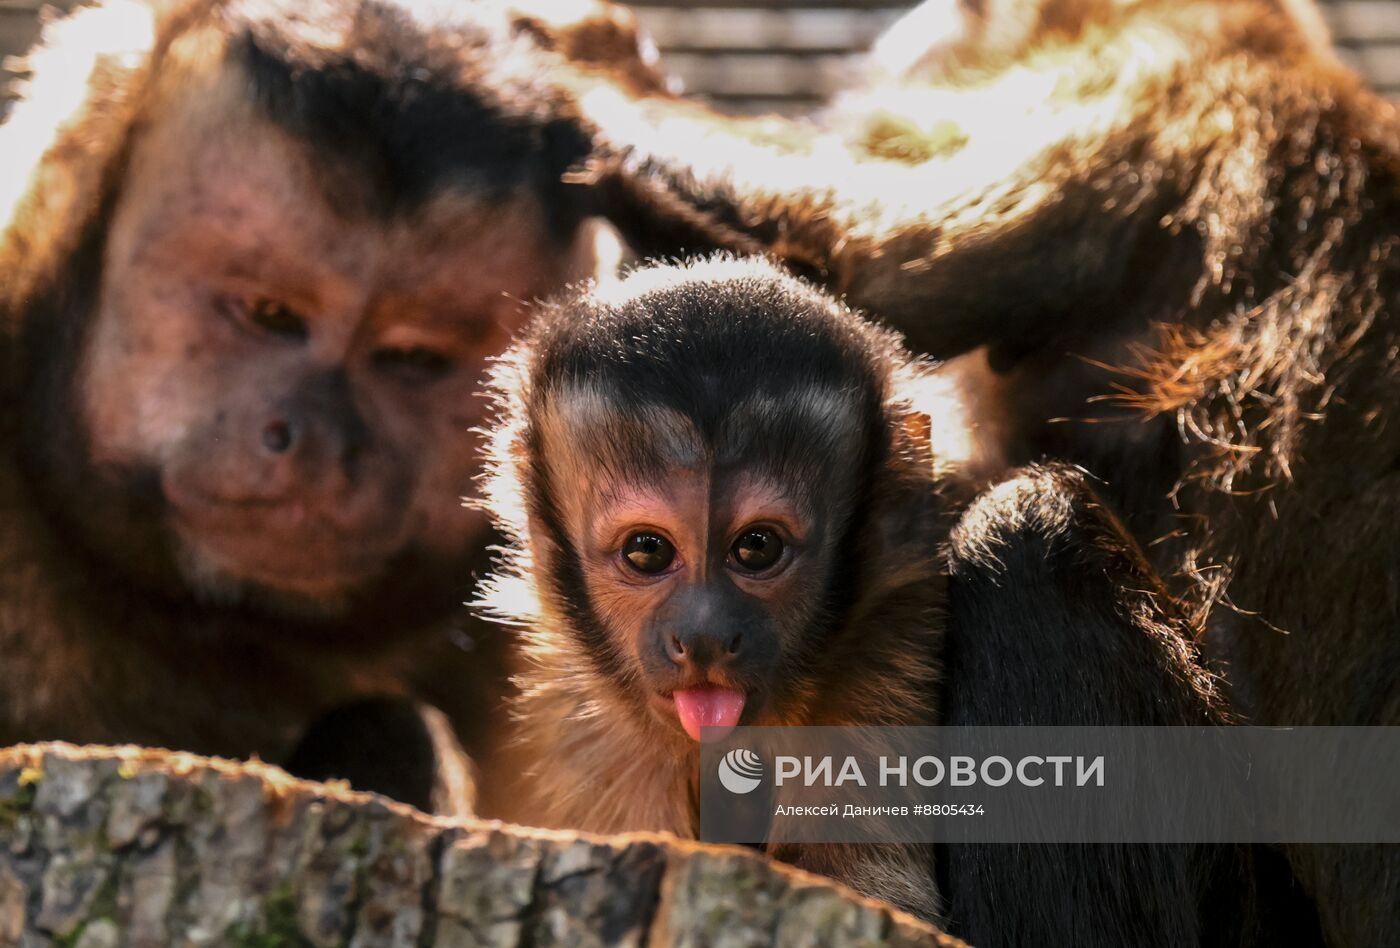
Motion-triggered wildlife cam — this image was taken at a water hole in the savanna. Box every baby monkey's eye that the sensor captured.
[731,528,783,573]
[622,533,676,574]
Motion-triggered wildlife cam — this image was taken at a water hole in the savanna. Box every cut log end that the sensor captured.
[0,743,961,947]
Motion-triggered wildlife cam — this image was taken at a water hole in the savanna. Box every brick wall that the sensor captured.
[1330,1,1400,94]
[630,2,906,112]
[0,0,77,109]
[3,2,1400,116]
[629,1,1400,112]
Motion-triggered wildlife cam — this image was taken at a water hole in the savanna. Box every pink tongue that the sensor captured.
[673,688,746,742]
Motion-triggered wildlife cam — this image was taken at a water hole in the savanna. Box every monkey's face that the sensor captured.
[72,73,587,615]
[532,393,869,745]
[579,469,820,742]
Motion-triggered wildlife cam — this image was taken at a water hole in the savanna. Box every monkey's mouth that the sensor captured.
[654,686,747,743]
[161,471,410,590]
[165,499,404,600]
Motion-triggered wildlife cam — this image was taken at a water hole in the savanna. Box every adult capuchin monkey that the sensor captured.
[544,0,1397,940]
[0,0,663,815]
[474,255,1266,947]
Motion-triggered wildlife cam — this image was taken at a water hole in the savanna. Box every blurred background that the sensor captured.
[4,0,1400,115]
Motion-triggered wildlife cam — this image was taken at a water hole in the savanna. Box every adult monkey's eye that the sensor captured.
[372,346,455,381]
[249,299,308,340]
[622,533,677,574]
[731,528,783,572]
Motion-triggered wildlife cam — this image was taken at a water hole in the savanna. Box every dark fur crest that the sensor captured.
[231,0,592,228]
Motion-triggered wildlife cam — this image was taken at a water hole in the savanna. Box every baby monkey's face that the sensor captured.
[565,457,848,744]
[496,260,939,754]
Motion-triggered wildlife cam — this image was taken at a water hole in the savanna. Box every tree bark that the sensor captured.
[0,744,962,947]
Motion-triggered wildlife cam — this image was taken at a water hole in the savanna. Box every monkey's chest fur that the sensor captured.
[497,570,947,839]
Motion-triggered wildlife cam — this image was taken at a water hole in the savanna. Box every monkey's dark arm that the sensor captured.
[944,464,1226,727]
[937,465,1314,948]
[282,697,477,818]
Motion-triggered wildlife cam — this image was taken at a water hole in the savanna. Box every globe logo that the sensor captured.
[717,748,764,794]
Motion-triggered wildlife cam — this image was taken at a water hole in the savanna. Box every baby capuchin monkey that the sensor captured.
[476,257,1248,944]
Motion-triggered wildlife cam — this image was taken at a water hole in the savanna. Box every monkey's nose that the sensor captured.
[665,629,743,668]
[261,419,295,454]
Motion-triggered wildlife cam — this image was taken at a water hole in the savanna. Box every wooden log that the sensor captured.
[0,744,962,947]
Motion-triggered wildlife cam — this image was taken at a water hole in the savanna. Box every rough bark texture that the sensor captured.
[0,744,961,947]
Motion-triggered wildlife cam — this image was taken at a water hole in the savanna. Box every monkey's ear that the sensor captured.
[893,409,938,479]
[861,409,946,597]
[0,0,164,309]
[884,408,940,492]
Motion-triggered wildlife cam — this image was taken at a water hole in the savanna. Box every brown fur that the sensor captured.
[564,0,1399,940]
[475,258,960,919]
[0,0,654,812]
[471,258,1251,941]
[508,0,670,97]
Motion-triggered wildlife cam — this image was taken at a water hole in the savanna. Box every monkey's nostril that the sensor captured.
[727,633,742,655]
[262,420,293,454]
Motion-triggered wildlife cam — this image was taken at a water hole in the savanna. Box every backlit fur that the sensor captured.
[475,257,971,917]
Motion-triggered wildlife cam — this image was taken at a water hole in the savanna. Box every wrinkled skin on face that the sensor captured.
[75,68,583,616]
